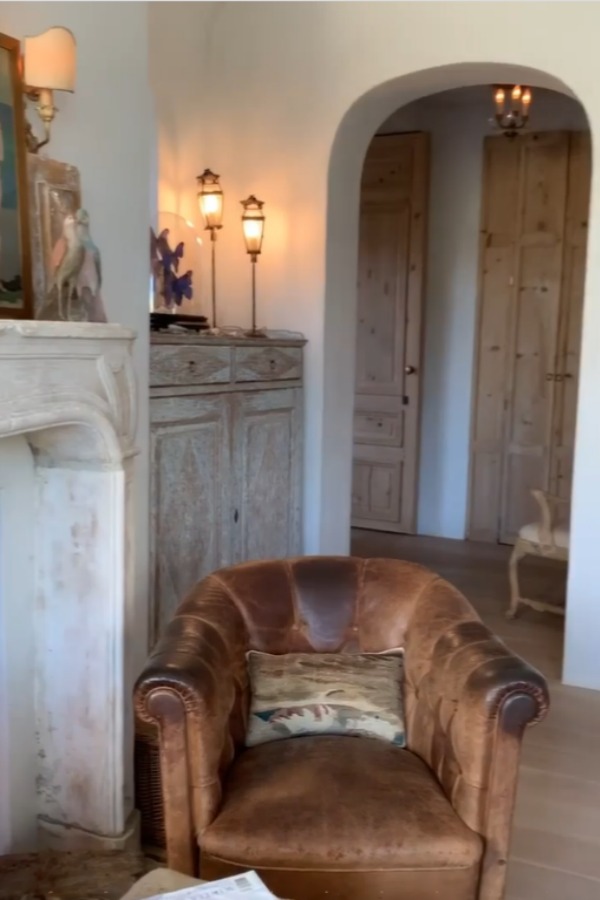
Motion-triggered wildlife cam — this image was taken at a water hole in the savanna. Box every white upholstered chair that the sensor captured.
[507,489,570,619]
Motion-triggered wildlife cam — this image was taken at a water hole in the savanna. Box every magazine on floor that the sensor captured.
[145,870,278,900]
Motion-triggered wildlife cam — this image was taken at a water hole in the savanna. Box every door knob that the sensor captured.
[405,365,416,375]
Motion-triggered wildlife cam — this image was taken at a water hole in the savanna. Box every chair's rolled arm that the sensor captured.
[403,577,549,836]
[135,614,240,726]
[134,576,249,837]
[453,626,548,725]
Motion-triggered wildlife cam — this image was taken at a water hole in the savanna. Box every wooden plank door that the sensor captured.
[231,388,302,563]
[499,132,570,543]
[550,132,591,501]
[468,137,521,541]
[351,133,428,533]
[469,131,589,544]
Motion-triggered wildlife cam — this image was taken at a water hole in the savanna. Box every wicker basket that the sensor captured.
[134,723,166,854]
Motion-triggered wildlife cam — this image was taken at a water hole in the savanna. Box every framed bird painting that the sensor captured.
[27,154,82,318]
[0,32,34,319]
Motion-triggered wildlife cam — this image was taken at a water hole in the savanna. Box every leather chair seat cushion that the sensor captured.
[201,735,483,872]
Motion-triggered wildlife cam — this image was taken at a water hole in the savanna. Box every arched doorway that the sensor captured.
[321,62,592,685]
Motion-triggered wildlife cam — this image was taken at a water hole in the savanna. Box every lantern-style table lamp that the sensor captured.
[241,194,265,337]
[197,168,224,330]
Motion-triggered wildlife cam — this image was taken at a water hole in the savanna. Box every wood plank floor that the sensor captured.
[352,529,600,900]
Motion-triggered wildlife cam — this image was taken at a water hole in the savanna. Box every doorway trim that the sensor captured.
[322,63,580,554]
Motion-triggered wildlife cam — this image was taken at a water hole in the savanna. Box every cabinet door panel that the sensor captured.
[232,389,302,563]
[150,394,231,645]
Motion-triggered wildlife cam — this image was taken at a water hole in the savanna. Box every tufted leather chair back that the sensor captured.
[202,556,431,654]
[169,556,436,820]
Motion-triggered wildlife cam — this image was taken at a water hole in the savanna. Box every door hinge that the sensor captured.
[403,395,409,406]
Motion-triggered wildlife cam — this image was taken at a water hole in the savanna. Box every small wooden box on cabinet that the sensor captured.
[149,333,306,648]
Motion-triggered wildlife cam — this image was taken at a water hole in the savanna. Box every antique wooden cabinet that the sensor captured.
[149,333,305,646]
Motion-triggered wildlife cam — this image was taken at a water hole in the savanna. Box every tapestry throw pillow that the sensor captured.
[245,650,405,748]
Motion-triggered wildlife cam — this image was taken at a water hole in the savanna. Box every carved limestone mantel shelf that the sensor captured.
[0,319,139,853]
[0,320,137,466]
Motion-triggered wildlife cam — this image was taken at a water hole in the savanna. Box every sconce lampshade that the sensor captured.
[197,169,224,230]
[24,26,76,92]
[241,195,265,256]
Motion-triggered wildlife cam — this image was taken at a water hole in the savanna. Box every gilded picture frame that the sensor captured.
[0,32,33,319]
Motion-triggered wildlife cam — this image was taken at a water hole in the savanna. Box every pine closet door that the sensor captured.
[549,132,591,503]
[351,133,429,533]
[469,131,590,544]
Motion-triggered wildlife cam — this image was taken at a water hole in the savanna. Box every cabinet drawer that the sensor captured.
[234,346,302,382]
[150,345,231,387]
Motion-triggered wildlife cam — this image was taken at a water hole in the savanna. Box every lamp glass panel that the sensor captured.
[198,190,223,229]
[242,216,264,254]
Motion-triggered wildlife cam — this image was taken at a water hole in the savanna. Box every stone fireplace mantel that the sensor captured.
[0,320,137,463]
[0,320,138,852]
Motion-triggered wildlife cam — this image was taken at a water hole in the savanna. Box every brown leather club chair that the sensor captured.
[134,557,548,900]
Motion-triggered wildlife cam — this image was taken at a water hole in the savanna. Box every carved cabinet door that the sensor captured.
[149,393,232,645]
[230,388,303,564]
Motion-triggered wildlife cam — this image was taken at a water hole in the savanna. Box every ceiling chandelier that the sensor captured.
[492,84,532,138]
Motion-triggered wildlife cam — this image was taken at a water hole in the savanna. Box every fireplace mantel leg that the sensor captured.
[34,461,139,851]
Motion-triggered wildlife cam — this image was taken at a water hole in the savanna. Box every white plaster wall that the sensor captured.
[378,88,588,539]
[0,1,153,675]
[149,1,600,689]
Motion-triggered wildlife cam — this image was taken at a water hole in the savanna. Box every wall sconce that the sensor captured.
[197,168,224,330]
[241,195,265,337]
[492,84,532,138]
[23,26,77,153]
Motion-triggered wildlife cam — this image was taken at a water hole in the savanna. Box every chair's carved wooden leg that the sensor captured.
[507,540,527,619]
